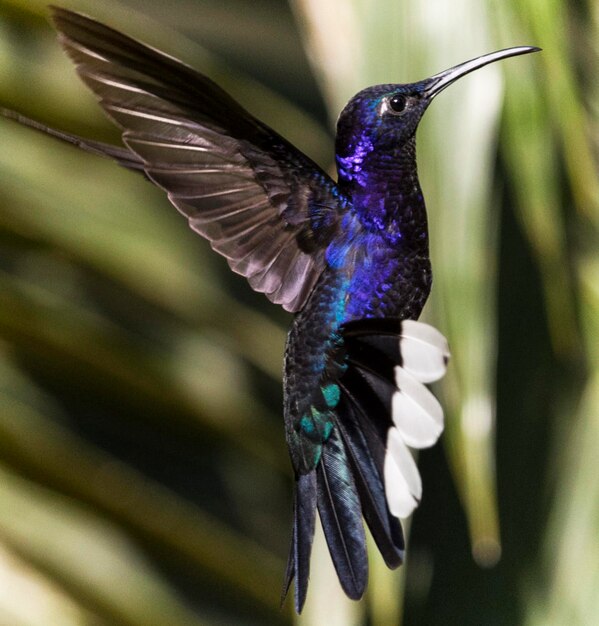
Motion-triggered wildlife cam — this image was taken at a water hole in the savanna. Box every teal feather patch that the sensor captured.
[322,383,341,408]
[300,408,334,443]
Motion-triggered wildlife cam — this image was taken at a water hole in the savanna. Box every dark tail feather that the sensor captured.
[335,394,405,568]
[282,471,317,613]
[0,107,146,173]
[316,427,368,600]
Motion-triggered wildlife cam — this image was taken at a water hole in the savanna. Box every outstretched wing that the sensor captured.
[51,7,342,312]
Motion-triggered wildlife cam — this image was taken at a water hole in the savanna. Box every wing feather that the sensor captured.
[51,7,343,312]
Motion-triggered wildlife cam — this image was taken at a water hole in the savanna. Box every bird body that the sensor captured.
[284,196,432,477]
[0,8,539,612]
[281,88,438,603]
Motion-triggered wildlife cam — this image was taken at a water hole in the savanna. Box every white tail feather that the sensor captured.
[392,367,444,448]
[383,321,450,518]
[400,320,450,383]
[384,427,422,518]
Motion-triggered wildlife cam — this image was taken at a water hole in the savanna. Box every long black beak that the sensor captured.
[422,46,541,99]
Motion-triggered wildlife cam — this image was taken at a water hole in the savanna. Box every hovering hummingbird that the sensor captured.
[1,7,539,612]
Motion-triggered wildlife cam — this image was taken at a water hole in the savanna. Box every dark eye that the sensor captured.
[388,94,407,114]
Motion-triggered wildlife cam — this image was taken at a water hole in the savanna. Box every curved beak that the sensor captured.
[422,46,541,99]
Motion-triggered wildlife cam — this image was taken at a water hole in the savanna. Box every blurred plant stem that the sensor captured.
[497,3,599,623]
[0,358,285,613]
[0,462,210,626]
[0,540,101,626]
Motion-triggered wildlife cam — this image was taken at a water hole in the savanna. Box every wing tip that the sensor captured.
[50,5,88,31]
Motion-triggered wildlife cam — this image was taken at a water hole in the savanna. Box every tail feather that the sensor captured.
[282,471,317,613]
[343,317,450,384]
[316,427,368,600]
[338,366,390,470]
[339,317,449,522]
[335,396,404,568]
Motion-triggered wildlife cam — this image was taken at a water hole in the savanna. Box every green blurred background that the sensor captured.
[0,1,597,624]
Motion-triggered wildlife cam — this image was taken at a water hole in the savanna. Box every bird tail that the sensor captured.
[283,317,449,612]
[282,427,370,614]
[0,107,145,173]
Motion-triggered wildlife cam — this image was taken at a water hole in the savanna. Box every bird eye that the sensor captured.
[388,94,407,114]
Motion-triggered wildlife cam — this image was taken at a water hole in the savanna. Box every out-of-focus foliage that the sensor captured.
[0,1,596,625]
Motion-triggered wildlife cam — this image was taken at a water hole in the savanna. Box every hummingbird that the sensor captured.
[1,7,539,612]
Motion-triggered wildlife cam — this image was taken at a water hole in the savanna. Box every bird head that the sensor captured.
[335,46,540,186]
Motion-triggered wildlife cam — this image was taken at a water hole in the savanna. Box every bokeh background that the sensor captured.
[0,1,597,625]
